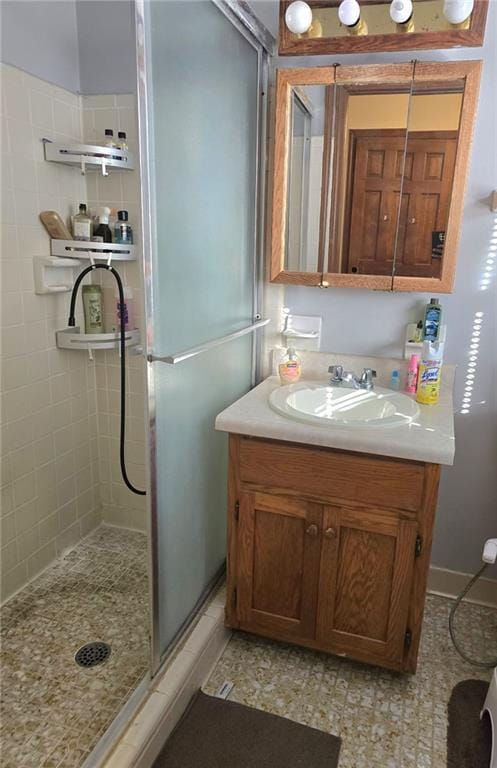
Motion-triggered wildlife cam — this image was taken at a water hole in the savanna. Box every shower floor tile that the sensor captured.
[0,525,149,768]
[204,594,496,768]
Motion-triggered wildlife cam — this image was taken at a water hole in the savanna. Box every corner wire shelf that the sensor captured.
[56,327,141,361]
[42,139,134,176]
[51,239,136,262]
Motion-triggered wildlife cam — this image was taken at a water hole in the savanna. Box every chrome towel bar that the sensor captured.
[148,318,270,365]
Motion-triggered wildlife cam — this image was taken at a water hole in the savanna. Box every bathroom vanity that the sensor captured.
[216,355,455,673]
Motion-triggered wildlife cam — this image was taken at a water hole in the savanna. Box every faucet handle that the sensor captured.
[328,365,343,382]
[360,368,377,388]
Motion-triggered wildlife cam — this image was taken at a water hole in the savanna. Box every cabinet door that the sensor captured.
[237,491,322,639]
[316,505,417,666]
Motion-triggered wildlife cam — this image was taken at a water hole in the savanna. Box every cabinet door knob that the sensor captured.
[306,524,319,538]
[382,214,389,221]
[324,527,337,539]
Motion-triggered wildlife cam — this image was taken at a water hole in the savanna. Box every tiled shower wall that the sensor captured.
[0,64,101,601]
[81,94,147,531]
[1,65,147,602]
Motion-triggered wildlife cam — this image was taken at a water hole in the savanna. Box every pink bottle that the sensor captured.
[405,354,419,394]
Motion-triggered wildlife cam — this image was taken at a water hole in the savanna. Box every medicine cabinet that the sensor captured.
[270,60,482,292]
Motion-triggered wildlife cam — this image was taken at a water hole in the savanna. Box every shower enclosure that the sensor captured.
[136,0,272,672]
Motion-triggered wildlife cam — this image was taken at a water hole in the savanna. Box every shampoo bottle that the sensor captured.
[114,286,134,331]
[278,348,302,384]
[416,342,444,405]
[82,285,104,334]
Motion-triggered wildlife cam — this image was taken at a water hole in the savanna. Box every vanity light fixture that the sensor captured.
[285,0,313,34]
[338,0,368,34]
[443,0,474,26]
[390,0,414,29]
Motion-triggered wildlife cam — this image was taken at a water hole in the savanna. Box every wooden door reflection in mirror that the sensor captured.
[391,61,482,291]
[328,78,413,283]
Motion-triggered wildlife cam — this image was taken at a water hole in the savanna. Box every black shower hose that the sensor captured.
[68,263,146,497]
[448,562,497,668]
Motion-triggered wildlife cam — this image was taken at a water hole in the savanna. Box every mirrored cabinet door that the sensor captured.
[271,67,336,285]
[324,63,413,289]
[392,61,482,292]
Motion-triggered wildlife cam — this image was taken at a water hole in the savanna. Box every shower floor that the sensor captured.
[205,594,496,768]
[0,525,149,768]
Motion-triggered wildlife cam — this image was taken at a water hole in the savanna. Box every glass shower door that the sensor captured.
[136,0,269,669]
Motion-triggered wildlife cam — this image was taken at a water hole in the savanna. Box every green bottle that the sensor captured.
[82,285,104,334]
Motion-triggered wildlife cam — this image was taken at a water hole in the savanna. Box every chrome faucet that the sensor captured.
[328,365,377,391]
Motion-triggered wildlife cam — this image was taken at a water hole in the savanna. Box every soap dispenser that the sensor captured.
[279,347,302,384]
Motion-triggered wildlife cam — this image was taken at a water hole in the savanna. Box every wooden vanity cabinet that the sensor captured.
[225,435,441,673]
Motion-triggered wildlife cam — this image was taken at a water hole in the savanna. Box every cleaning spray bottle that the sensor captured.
[416,341,444,405]
[278,348,302,384]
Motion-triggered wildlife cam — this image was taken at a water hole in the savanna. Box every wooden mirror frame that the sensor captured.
[278,0,489,56]
[270,66,336,286]
[270,60,482,293]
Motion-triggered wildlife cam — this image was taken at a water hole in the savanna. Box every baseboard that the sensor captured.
[101,587,231,768]
[428,565,497,608]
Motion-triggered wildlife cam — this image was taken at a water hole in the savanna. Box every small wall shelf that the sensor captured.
[43,139,134,176]
[51,240,136,262]
[56,327,141,356]
[34,256,82,295]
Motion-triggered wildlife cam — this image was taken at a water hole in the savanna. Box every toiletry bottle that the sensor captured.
[279,348,302,384]
[416,341,444,405]
[102,129,116,148]
[73,203,92,241]
[117,131,128,151]
[39,211,72,240]
[114,210,133,244]
[114,286,134,331]
[405,354,419,394]
[93,207,112,243]
[414,320,423,343]
[423,298,442,342]
[82,285,104,334]
[390,370,401,391]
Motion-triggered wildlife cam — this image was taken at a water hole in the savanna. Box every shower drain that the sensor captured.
[75,641,111,668]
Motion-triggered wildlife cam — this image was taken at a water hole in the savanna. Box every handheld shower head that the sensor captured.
[68,263,146,497]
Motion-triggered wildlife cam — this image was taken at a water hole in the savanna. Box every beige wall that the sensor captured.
[347,92,462,131]
[81,94,147,531]
[1,64,101,600]
[0,66,148,602]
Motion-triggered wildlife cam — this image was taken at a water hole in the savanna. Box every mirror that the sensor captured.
[271,61,482,293]
[285,84,333,274]
[327,79,411,279]
[392,78,464,280]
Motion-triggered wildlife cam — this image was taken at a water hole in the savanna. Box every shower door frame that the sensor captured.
[135,0,274,676]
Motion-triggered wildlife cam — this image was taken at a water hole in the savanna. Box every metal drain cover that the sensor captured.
[75,641,111,668]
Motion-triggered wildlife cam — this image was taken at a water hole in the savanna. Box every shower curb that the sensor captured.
[101,586,230,768]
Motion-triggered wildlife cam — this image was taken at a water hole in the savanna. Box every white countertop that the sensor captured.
[215,352,456,466]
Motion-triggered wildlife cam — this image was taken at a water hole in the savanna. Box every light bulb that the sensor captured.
[390,0,413,23]
[338,0,361,26]
[443,0,474,24]
[285,1,313,34]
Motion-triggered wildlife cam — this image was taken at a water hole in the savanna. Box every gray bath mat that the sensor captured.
[447,679,492,768]
[153,690,341,767]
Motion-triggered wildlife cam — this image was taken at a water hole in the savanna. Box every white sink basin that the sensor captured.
[269,381,419,428]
